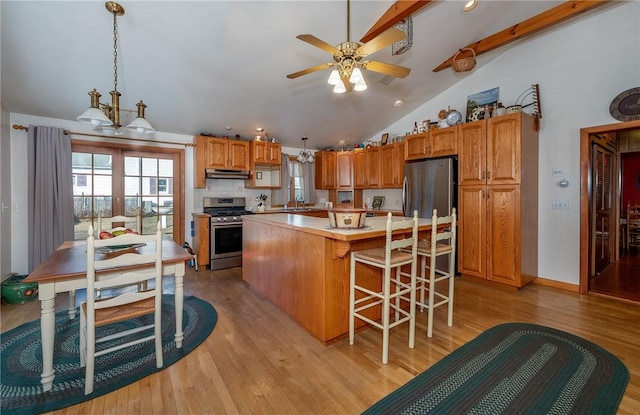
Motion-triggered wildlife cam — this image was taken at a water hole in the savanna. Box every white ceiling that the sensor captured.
[2,0,575,150]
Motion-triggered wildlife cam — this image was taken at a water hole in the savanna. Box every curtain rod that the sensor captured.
[12,124,195,147]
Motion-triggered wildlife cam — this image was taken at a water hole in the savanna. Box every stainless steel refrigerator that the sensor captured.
[402,157,457,219]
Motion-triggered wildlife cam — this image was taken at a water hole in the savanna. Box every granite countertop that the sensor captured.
[243,213,433,242]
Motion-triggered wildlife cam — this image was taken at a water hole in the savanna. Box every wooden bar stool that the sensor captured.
[349,211,419,364]
[414,208,457,338]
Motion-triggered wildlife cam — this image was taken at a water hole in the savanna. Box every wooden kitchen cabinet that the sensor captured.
[245,140,282,189]
[251,140,281,164]
[364,146,380,188]
[405,126,458,161]
[191,213,210,268]
[458,113,538,288]
[354,149,366,189]
[315,151,337,189]
[336,151,353,189]
[380,142,404,188]
[193,135,250,188]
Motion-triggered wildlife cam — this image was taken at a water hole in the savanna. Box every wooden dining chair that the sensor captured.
[80,221,163,395]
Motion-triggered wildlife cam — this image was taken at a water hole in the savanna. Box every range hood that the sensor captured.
[205,168,250,180]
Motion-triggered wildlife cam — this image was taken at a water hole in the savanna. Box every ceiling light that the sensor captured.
[462,0,479,14]
[297,136,314,163]
[77,2,154,134]
[333,80,347,94]
[327,70,341,86]
[394,100,404,107]
[349,68,363,84]
[353,78,367,92]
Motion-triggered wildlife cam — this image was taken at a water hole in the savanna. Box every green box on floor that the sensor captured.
[1,274,38,304]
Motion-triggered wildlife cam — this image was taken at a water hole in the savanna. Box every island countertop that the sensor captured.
[242,213,433,242]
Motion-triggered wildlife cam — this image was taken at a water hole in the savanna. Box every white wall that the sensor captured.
[369,2,640,284]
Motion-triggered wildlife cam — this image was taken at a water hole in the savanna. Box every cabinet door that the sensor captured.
[365,147,380,188]
[430,127,458,157]
[380,143,403,188]
[315,151,336,189]
[206,137,229,169]
[194,135,208,188]
[252,141,268,163]
[228,140,250,170]
[487,114,521,184]
[458,185,486,279]
[458,120,487,186]
[353,150,366,189]
[336,151,353,189]
[486,185,520,285]
[405,133,427,160]
[267,143,282,164]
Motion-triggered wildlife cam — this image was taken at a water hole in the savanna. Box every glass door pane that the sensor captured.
[72,152,113,240]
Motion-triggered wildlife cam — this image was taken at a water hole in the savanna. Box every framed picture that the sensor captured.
[381,133,389,145]
[466,87,499,122]
[372,196,385,210]
[256,171,263,180]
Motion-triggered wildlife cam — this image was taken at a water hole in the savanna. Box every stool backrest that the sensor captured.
[385,211,419,262]
[429,208,457,247]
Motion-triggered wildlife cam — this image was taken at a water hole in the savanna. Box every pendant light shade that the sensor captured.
[327,69,341,86]
[298,136,314,163]
[348,67,363,84]
[333,80,347,94]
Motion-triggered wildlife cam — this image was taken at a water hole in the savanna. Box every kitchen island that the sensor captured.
[242,213,434,344]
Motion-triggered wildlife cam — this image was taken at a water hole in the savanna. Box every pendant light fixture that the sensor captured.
[297,136,315,163]
[77,2,154,135]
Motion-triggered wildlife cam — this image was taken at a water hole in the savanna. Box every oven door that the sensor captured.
[210,222,243,270]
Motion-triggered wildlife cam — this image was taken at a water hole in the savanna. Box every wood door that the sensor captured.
[430,126,458,157]
[404,133,427,160]
[228,140,250,170]
[353,150,366,189]
[365,147,380,188]
[380,144,403,188]
[591,143,614,276]
[252,141,268,163]
[314,151,336,189]
[458,185,486,278]
[267,143,282,164]
[486,185,521,286]
[487,114,521,185]
[336,151,353,189]
[458,120,487,186]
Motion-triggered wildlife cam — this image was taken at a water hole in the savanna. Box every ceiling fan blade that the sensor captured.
[362,60,411,78]
[296,34,339,55]
[356,27,406,57]
[287,63,333,79]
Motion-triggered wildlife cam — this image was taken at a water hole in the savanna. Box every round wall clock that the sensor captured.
[609,87,640,121]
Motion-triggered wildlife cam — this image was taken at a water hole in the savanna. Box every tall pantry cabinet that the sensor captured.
[458,113,539,288]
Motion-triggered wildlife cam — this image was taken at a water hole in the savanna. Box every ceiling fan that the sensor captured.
[286,0,411,93]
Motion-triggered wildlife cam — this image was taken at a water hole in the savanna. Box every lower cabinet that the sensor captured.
[192,213,210,268]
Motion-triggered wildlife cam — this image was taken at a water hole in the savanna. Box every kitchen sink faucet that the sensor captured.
[295,195,304,210]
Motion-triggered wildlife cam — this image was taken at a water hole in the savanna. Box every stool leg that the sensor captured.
[408,255,417,349]
[447,252,455,328]
[419,256,426,312]
[382,266,391,364]
[349,252,356,345]
[427,257,436,338]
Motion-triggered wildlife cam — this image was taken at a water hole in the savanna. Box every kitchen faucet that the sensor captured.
[295,195,304,210]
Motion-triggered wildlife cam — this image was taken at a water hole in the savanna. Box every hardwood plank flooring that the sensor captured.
[2,267,639,414]
[591,251,640,302]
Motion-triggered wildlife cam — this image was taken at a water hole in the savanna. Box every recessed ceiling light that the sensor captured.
[462,0,479,14]
[394,100,404,107]
[256,127,264,132]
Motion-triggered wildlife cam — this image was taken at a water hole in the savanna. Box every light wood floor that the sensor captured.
[2,267,639,414]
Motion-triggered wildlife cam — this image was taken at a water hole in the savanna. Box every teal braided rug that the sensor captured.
[364,323,629,415]
[1,294,217,415]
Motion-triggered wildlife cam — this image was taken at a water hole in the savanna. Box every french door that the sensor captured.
[71,141,183,242]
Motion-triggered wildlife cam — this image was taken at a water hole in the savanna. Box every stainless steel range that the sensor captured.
[203,197,254,270]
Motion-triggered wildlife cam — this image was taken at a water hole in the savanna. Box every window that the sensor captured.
[71,141,183,242]
[291,160,304,202]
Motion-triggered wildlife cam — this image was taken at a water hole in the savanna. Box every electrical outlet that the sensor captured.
[552,168,566,177]
[552,200,569,210]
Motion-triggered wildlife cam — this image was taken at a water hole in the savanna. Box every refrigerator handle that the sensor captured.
[402,176,408,216]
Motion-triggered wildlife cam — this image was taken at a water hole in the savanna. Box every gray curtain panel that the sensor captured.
[301,161,316,204]
[27,126,74,271]
[271,155,290,205]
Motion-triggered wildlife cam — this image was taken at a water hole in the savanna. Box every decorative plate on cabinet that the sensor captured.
[609,87,640,121]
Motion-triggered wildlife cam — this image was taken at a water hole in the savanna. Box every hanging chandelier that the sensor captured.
[297,137,315,163]
[77,2,154,135]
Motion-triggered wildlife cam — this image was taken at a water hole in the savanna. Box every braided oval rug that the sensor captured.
[364,323,629,415]
[1,294,217,415]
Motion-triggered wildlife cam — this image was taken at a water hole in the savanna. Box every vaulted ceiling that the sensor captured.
[3,0,609,150]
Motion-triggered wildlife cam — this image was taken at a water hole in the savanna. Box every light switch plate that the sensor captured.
[552,200,569,210]
[552,168,566,177]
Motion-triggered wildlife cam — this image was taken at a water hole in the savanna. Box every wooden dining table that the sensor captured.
[24,238,192,392]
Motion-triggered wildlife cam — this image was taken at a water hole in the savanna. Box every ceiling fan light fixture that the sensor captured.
[462,0,479,14]
[327,69,341,85]
[354,78,367,92]
[349,67,363,84]
[333,80,347,94]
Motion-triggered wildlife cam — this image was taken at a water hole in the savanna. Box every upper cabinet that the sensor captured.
[245,140,282,189]
[380,142,405,189]
[315,151,337,190]
[405,126,458,161]
[336,151,353,189]
[251,140,281,165]
[194,135,250,188]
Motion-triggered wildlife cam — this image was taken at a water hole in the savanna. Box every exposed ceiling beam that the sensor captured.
[433,0,612,72]
[360,0,434,44]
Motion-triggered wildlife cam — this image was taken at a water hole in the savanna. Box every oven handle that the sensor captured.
[210,222,243,228]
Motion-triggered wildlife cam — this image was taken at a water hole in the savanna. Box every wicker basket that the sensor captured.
[452,48,476,72]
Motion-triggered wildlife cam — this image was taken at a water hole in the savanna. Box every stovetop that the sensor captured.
[203,197,254,223]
